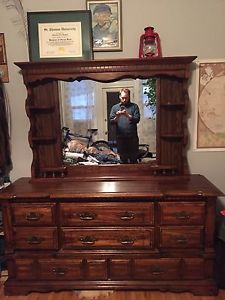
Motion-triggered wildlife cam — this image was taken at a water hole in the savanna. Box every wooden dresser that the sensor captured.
[0,57,223,295]
[0,175,223,295]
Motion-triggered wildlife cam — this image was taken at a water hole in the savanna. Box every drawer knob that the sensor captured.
[119,212,135,221]
[52,267,67,275]
[78,212,96,220]
[25,211,43,221]
[79,236,97,245]
[27,236,44,244]
[175,211,191,220]
[119,237,135,245]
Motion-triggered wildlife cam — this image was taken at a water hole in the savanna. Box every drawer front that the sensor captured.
[133,258,180,280]
[14,258,36,280]
[182,258,205,279]
[110,259,131,280]
[38,258,83,280]
[60,202,154,226]
[13,227,58,250]
[160,226,204,248]
[11,203,56,226]
[14,258,108,281]
[61,228,154,250]
[86,259,108,280]
[159,202,205,225]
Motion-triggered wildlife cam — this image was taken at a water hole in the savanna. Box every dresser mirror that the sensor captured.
[15,56,196,179]
[59,78,157,167]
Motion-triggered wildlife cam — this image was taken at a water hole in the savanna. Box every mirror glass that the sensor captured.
[59,79,156,166]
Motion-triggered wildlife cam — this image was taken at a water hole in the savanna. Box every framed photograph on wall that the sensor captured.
[194,59,225,151]
[86,0,122,52]
[27,10,93,61]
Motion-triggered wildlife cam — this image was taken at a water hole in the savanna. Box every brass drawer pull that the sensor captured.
[78,212,97,221]
[119,212,135,221]
[175,211,191,220]
[25,211,43,221]
[52,267,67,275]
[27,236,43,244]
[79,236,97,245]
[175,236,188,244]
[152,269,164,276]
[119,237,135,245]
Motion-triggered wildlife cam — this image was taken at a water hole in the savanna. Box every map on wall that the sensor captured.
[195,60,225,150]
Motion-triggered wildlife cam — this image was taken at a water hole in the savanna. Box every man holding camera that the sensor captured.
[109,88,140,164]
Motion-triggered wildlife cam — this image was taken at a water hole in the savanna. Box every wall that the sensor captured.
[0,0,225,200]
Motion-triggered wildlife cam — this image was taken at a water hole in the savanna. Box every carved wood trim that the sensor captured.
[15,56,197,179]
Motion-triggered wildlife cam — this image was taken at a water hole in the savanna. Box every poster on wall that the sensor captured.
[194,60,225,151]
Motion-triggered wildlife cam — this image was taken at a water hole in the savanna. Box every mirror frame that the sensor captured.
[15,56,196,180]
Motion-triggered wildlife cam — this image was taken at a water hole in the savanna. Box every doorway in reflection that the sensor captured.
[59,79,156,165]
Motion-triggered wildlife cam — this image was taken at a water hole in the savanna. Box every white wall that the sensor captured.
[0,0,225,201]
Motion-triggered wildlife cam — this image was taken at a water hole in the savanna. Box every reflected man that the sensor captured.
[109,88,140,164]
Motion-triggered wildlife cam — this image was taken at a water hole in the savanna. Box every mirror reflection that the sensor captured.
[59,79,156,166]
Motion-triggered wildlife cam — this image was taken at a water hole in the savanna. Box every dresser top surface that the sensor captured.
[0,174,223,200]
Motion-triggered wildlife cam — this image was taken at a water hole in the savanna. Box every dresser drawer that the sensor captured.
[110,258,181,281]
[159,226,204,248]
[11,203,56,226]
[85,259,108,280]
[61,228,154,250]
[38,258,83,280]
[182,258,205,279]
[39,258,108,281]
[133,258,180,280]
[159,202,205,225]
[110,259,131,280]
[60,202,154,226]
[14,257,108,281]
[13,227,58,250]
[14,258,36,280]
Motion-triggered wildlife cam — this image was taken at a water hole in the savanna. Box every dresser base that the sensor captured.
[1,176,223,297]
[4,279,218,296]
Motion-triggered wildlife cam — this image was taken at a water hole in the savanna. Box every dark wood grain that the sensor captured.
[0,56,222,296]
[15,56,196,179]
[0,175,223,296]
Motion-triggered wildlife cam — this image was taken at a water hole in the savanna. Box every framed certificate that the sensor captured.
[27,11,93,61]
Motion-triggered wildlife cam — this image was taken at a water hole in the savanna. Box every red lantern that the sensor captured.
[139,26,162,59]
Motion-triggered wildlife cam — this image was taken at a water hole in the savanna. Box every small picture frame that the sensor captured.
[86,0,122,52]
[0,33,9,82]
[27,10,93,61]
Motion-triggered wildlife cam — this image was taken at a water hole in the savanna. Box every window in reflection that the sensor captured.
[60,80,96,135]
[142,78,157,119]
[60,79,156,166]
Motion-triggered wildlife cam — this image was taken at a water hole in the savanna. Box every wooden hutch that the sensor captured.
[0,57,223,295]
